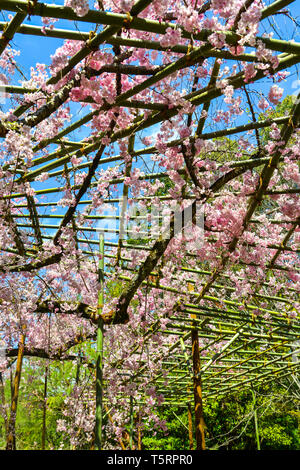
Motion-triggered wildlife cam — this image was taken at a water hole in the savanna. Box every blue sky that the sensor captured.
[0,0,299,250]
[2,0,299,138]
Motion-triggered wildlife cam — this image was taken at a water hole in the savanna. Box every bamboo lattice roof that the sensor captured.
[0,0,299,404]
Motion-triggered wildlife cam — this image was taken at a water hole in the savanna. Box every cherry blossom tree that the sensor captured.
[0,0,299,450]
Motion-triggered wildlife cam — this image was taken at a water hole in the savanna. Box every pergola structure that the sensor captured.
[0,0,299,450]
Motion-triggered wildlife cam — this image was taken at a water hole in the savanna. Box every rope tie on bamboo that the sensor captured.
[267,155,280,170]
[89,30,96,42]
[267,156,273,168]
[0,23,10,46]
[123,12,133,30]
[0,33,10,47]
[37,141,46,150]
[2,22,8,33]
[186,45,195,64]
[187,42,194,55]
[288,115,295,128]
[80,145,88,155]
[87,31,98,52]
[27,0,37,19]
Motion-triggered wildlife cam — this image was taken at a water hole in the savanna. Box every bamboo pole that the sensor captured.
[95,233,104,450]
[104,405,127,450]
[0,0,297,54]
[137,410,142,450]
[251,388,261,450]
[0,12,27,55]
[6,325,26,450]
[41,314,51,450]
[187,402,194,450]
[0,21,288,65]
[0,371,8,441]
[41,362,48,450]
[116,134,134,266]
[129,396,134,450]
[191,322,206,450]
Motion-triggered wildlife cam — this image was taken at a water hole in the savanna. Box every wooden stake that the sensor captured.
[95,233,104,450]
[187,402,194,450]
[129,396,134,449]
[191,327,206,450]
[6,325,26,450]
[251,388,261,450]
[41,363,48,450]
[104,404,126,450]
[137,410,142,450]
[42,314,51,450]
[0,371,8,440]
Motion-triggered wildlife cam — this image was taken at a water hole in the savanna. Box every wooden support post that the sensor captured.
[6,325,26,450]
[187,402,194,450]
[76,350,82,384]
[42,314,51,450]
[251,388,261,450]
[41,362,48,450]
[104,405,127,450]
[95,233,104,450]
[116,134,134,267]
[191,327,206,450]
[129,395,134,449]
[0,371,8,440]
[137,410,142,450]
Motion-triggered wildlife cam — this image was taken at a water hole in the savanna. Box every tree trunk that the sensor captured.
[6,326,26,450]
[191,328,205,450]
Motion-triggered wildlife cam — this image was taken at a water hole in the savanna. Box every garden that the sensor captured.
[0,0,299,451]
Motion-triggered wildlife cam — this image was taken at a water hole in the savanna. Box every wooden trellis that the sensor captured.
[0,0,299,450]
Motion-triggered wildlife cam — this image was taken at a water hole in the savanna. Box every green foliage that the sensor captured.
[142,406,190,450]
[1,339,299,450]
[141,383,300,450]
[209,137,240,163]
[0,358,78,450]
